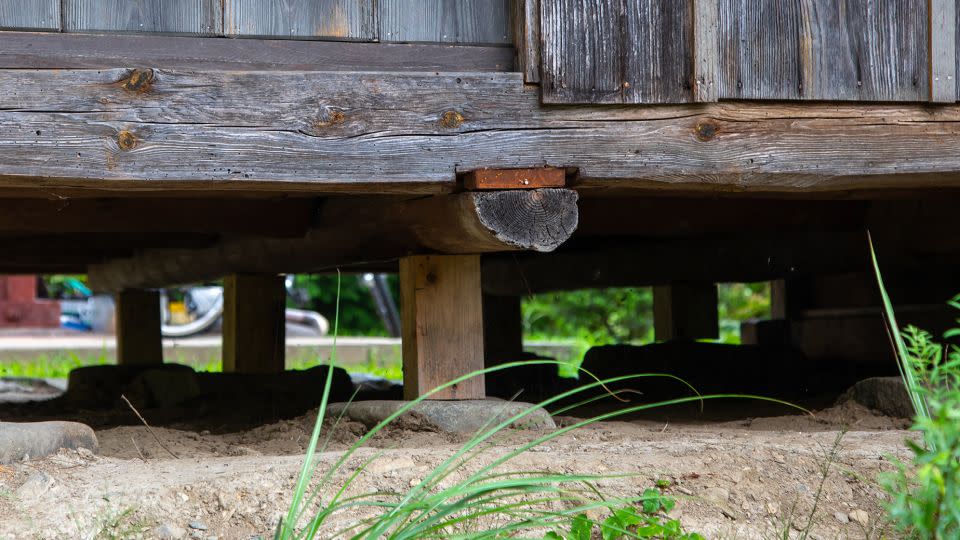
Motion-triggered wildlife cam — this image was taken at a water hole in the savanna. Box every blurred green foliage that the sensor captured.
[290,274,399,336]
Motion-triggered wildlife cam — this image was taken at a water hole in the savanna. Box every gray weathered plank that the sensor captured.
[224,0,376,41]
[0,31,514,71]
[719,0,929,101]
[379,0,511,44]
[0,0,60,30]
[540,0,624,103]
[622,0,693,103]
[929,0,957,102]
[541,0,693,104]
[513,0,541,83]
[5,69,960,195]
[63,0,222,35]
[693,0,719,102]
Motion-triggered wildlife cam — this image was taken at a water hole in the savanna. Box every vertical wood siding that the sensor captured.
[379,0,510,44]
[224,0,377,41]
[64,0,222,35]
[540,0,693,104]
[718,0,929,101]
[0,0,60,31]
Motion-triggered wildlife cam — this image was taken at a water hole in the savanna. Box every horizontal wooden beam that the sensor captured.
[3,69,960,194]
[0,197,313,236]
[0,31,514,72]
[87,189,579,291]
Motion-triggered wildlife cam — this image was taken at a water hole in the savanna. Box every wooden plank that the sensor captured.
[540,0,624,103]
[692,0,720,102]
[0,198,313,236]
[8,69,960,194]
[224,0,375,41]
[63,0,222,35]
[482,294,524,365]
[653,282,719,341]
[0,31,514,71]
[400,255,485,400]
[929,0,957,102]
[513,0,541,83]
[719,0,929,101]
[116,289,163,366]
[0,0,59,30]
[222,274,286,373]
[622,0,693,103]
[463,167,565,190]
[541,0,693,104]
[379,0,511,45]
[87,189,580,291]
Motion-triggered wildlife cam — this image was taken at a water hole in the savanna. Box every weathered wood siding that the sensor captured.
[0,0,60,31]
[540,0,693,104]
[379,0,511,44]
[64,0,223,35]
[718,0,929,101]
[224,0,377,41]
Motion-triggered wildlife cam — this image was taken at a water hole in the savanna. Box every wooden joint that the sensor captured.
[462,167,566,190]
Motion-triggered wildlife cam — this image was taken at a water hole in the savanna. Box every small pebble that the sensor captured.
[189,521,208,531]
[849,509,870,527]
[834,511,849,524]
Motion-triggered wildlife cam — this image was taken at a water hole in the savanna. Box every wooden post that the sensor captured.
[115,289,163,366]
[653,282,719,341]
[400,255,485,400]
[222,274,286,373]
[482,294,524,366]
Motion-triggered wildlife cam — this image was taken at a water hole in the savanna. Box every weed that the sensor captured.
[872,236,960,539]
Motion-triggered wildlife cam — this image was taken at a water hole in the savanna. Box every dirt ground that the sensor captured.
[0,398,915,540]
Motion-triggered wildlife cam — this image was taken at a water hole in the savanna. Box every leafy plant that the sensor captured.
[871,234,960,539]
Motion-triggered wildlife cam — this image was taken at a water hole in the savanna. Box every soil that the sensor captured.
[0,397,914,540]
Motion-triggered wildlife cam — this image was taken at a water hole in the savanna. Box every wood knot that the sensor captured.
[695,122,717,141]
[314,107,346,129]
[121,68,154,93]
[425,272,437,284]
[439,110,464,129]
[117,130,137,150]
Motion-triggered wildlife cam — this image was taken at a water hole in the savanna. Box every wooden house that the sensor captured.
[2,0,959,399]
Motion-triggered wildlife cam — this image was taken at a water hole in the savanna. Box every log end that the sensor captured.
[472,188,579,252]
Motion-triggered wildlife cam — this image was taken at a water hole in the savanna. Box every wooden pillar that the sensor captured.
[400,255,485,400]
[482,294,524,366]
[653,282,718,341]
[115,289,163,366]
[222,274,286,373]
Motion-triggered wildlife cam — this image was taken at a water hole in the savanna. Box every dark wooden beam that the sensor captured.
[653,282,719,341]
[400,255,485,400]
[221,274,286,374]
[3,69,960,194]
[116,289,163,366]
[87,189,579,291]
[0,31,514,71]
[0,198,313,236]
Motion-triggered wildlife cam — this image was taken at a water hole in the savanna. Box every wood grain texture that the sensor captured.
[86,189,580,291]
[513,0,541,83]
[222,274,286,373]
[116,289,163,366]
[224,0,376,41]
[400,255,486,400]
[693,0,720,102]
[380,0,511,44]
[929,0,957,102]
[719,0,929,101]
[540,0,624,103]
[463,167,565,189]
[6,69,960,195]
[64,0,222,35]
[0,0,59,30]
[0,31,513,71]
[541,0,693,104]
